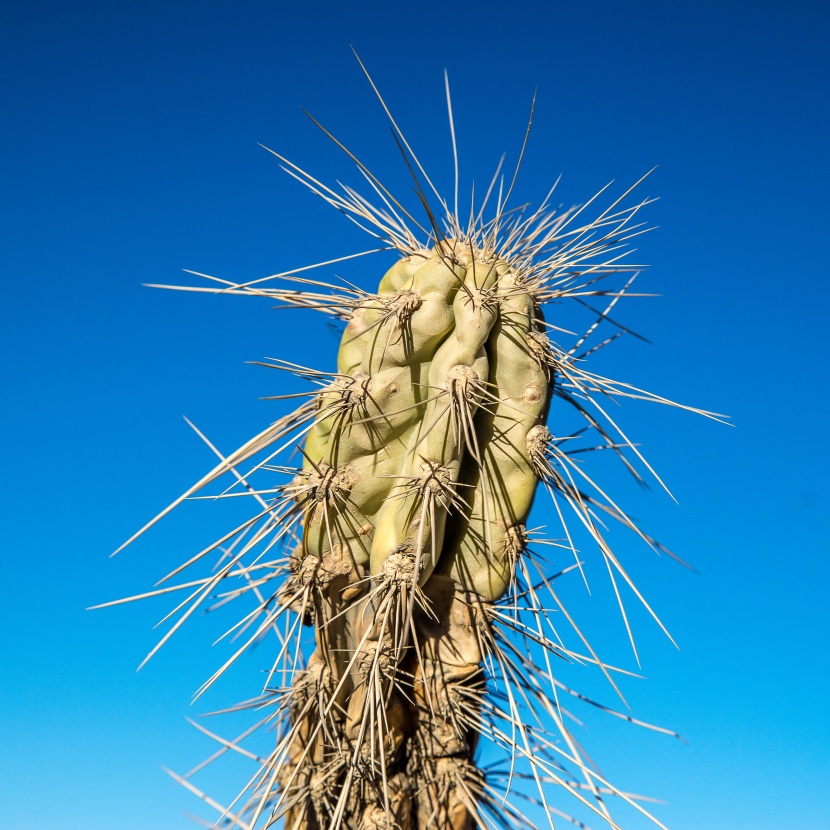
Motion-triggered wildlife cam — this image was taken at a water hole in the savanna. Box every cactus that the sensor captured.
[102,62,721,830]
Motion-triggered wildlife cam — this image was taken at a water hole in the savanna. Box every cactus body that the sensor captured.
[280,245,542,830]
[106,68,721,830]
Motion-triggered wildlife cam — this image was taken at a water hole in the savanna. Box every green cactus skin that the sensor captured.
[105,67,722,830]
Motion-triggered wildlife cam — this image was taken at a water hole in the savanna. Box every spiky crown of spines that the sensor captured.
[99,60,724,830]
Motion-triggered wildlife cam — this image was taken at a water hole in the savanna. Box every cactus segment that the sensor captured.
[109,70,722,830]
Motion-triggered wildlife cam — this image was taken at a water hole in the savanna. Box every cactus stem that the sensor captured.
[106,59,727,830]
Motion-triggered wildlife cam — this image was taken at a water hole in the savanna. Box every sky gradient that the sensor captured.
[1,2,828,829]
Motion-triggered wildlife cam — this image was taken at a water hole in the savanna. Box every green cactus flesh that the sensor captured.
[108,73,721,830]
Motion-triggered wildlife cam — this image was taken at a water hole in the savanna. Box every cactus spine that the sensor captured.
[105,64,720,830]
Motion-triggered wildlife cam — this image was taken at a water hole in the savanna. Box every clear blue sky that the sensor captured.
[1,1,828,828]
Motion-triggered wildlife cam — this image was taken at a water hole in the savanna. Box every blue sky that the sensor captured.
[1,1,828,828]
